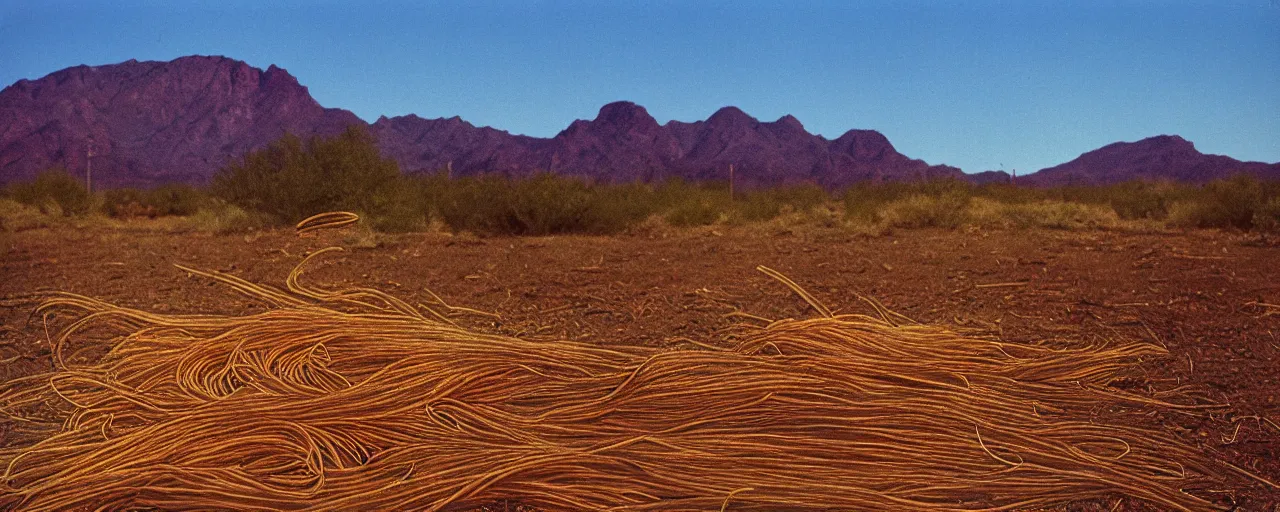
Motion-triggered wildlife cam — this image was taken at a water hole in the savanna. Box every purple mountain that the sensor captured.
[2,56,1276,189]
[0,56,362,187]
[0,57,960,188]
[372,101,963,188]
[1016,135,1280,186]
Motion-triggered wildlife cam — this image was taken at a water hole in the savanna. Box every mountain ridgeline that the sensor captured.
[1,56,1277,189]
[373,102,962,189]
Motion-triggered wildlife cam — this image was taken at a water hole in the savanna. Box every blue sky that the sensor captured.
[1,1,1277,173]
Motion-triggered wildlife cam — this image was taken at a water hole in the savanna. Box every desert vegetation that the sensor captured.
[4,130,1279,236]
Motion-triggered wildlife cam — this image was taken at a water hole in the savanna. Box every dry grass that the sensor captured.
[965,198,1122,230]
[0,199,57,232]
[0,250,1273,510]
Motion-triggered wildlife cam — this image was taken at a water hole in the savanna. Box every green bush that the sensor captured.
[101,188,149,217]
[649,179,729,227]
[418,173,654,236]
[664,198,725,227]
[184,200,267,234]
[366,183,429,233]
[4,169,94,216]
[211,126,406,226]
[1104,181,1181,220]
[586,182,658,232]
[425,174,507,234]
[506,174,609,234]
[1253,197,1280,233]
[145,184,206,216]
[1164,175,1274,230]
[414,174,822,235]
[1197,175,1269,229]
[842,189,890,224]
[12,147,1270,236]
[102,184,206,218]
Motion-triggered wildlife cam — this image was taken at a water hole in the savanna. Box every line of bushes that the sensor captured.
[202,127,838,235]
[839,175,1280,232]
[4,129,1279,235]
[410,175,831,235]
[1,169,211,220]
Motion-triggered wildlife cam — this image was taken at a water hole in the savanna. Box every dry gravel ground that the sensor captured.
[1,223,1278,510]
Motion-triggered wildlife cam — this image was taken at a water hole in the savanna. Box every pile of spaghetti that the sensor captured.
[0,250,1270,511]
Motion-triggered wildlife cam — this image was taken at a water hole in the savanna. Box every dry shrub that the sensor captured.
[736,184,830,223]
[212,127,405,227]
[1253,197,1280,233]
[878,193,971,229]
[0,199,58,232]
[3,169,95,217]
[183,200,266,234]
[102,185,206,219]
[1163,175,1277,230]
[663,197,729,227]
[0,253,1273,511]
[967,198,1120,230]
[426,174,651,235]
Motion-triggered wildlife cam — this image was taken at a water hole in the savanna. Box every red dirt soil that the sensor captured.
[2,224,1278,510]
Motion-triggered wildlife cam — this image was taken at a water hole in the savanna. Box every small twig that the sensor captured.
[1263,417,1280,433]
[1169,253,1230,260]
[975,282,1029,289]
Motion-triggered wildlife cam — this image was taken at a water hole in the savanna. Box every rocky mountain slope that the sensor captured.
[1015,135,1280,186]
[0,56,361,187]
[372,101,962,188]
[2,56,1276,189]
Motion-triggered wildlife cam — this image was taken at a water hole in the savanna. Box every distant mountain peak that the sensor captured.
[1098,134,1195,153]
[1020,134,1278,185]
[775,114,803,127]
[707,106,757,127]
[596,101,649,120]
[831,129,895,160]
[588,101,662,131]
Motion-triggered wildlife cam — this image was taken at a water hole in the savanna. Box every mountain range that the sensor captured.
[1,56,1276,189]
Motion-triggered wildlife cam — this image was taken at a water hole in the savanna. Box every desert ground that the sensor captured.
[2,223,1278,510]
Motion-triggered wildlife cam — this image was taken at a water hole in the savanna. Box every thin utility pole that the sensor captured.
[86,147,93,193]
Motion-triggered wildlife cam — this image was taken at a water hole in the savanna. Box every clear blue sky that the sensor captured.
[1,1,1277,173]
